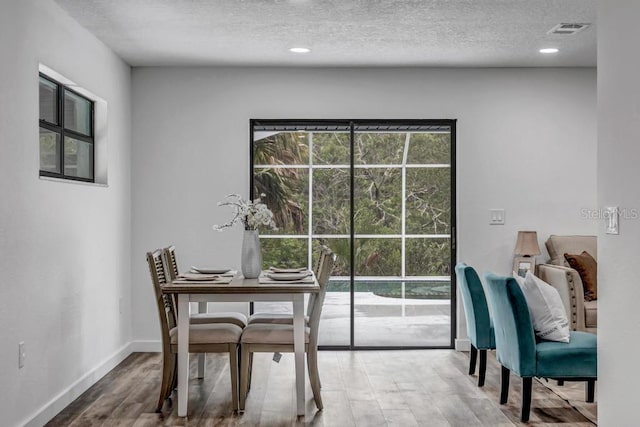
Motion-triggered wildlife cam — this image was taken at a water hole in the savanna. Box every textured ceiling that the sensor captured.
[54,0,596,67]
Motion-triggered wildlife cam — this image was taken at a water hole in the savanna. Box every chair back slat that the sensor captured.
[308,245,336,346]
[146,250,176,353]
[306,246,327,317]
[162,245,181,318]
[163,245,180,281]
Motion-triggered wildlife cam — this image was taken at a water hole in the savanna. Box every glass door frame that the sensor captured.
[250,119,457,350]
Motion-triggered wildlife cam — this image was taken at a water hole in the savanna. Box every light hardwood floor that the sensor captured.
[46,350,595,426]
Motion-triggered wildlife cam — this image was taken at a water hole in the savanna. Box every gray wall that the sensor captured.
[131,66,597,346]
[597,0,640,424]
[0,1,132,425]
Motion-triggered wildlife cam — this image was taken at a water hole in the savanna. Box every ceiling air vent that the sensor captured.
[548,23,591,35]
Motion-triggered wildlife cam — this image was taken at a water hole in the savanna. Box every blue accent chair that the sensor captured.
[483,273,597,422]
[455,263,495,387]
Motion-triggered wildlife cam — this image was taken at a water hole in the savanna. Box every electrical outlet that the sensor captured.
[18,342,25,369]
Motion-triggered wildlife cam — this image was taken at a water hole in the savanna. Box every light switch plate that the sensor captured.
[605,206,619,234]
[489,209,505,225]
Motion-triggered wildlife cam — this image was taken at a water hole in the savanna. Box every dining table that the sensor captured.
[162,270,320,417]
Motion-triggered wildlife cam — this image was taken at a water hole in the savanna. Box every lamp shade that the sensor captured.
[514,231,541,256]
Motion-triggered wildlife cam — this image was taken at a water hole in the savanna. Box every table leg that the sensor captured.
[293,295,305,416]
[177,294,190,417]
[197,301,207,378]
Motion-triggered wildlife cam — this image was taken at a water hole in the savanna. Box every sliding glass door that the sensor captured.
[251,120,456,349]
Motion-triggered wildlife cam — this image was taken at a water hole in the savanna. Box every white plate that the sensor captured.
[266,272,311,281]
[180,273,220,281]
[190,267,231,274]
[269,267,307,273]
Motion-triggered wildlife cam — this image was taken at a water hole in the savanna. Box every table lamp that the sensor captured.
[513,231,541,277]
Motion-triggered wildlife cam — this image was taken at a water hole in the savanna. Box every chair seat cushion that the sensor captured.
[248,312,309,325]
[536,331,597,378]
[241,323,310,344]
[169,323,242,345]
[584,300,597,328]
[191,311,248,328]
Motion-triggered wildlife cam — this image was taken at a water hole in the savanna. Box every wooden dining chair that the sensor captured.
[238,245,335,411]
[163,245,247,328]
[247,245,326,326]
[147,249,243,412]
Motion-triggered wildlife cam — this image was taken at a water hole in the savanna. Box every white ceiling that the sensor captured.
[54,0,596,67]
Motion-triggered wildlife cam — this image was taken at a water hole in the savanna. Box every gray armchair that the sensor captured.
[537,235,597,333]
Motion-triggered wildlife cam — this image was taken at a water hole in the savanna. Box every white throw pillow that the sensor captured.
[512,271,570,343]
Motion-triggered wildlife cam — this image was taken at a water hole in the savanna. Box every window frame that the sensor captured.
[39,72,95,183]
[250,119,458,350]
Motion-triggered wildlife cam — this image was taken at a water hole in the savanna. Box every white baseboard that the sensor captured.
[455,338,471,351]
[22,342,133,427]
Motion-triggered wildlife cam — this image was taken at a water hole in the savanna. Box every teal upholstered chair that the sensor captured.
[483,273,597,422]
[455,263,495,387]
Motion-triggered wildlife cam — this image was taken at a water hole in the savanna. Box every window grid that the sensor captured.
[256,131,450,279]
[38,73,95,182]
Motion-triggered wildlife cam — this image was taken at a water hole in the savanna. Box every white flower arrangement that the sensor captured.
[212,194,277,231]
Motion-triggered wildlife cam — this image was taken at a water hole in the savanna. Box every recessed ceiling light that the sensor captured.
[539,48,559,54]
[289,47,311,53]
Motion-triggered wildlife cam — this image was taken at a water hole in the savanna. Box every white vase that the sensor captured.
[241,229,262,279]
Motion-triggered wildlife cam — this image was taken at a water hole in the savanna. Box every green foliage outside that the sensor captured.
[254,129,452,299]
[39,130,59,172]
[261,238,307,269]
